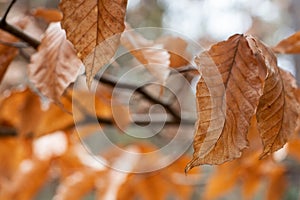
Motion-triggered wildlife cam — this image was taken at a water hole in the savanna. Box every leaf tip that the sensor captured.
[185,159,197,174]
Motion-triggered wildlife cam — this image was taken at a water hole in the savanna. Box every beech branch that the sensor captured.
[0,0,195,137]
[0,0,40,49]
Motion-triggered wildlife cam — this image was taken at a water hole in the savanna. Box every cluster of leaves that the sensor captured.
[0,0,300,199]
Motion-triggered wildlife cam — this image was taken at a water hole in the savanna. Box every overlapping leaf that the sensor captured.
[121,26,171,84]
[273,31,300,54]
[186,34,267,170]
[28,22,82,103]
[59,0,128,87]
[155,36,191,68]
[187,34,300,170]
[249,37,300,158]
[32,8,63,23]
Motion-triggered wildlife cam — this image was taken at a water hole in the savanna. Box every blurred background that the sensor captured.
[1,0,300,199]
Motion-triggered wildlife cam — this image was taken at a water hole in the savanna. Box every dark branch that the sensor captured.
[0,126,18,137]
[171,65,199,74]
[96,74,181,121]
[0,39,29,48]
[0,22,40,49]
[0,0,40,49]
[0,0,17,23]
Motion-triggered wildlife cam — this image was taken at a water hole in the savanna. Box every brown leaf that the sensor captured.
[203,162,239,199]
[287,137,300,162]
[121,26,171,84]
[32,7,63,23]
[28,22,82,103]
[59,0,128,87]
[249,37,300,158]
[155,36,191,68]
[186,34,267,170]
[104,144,197,200]
[0,89,43,137]
[0,158,50,200]
[273,31,300,54]
[35,89,113,136]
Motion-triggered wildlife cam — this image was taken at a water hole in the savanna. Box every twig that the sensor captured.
[0,39,29,48]
[96,74,182,121]
[171,65,199,74]
[0,0,17,23]
[0,0,40,49]
[0,126,18,137]
[0,22,40,49]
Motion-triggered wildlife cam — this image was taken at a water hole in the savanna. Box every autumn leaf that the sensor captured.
[0,158,50,200]
[0,89,43,137]
[155,36,191,68]
[246,36,300,158]
[121,25,171,84]
[185,34,267,170]
[28,22,82,103]
[35,88,114,136]
[273,31,300,54]
[59,0,128,87]
[31,7,63,23]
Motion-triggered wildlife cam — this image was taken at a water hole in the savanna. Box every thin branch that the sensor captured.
[0,0,39,49]
[96,74,182,121]
[172,65,199,74]
[0,22,40,49]
[0,0,17,23]
[0,126,18,137]
[0,39,29,48]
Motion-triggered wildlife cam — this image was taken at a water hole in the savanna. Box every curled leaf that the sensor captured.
[247,36,300,158]
[121,26,170,84]
[28,22,82,103]
[273,31,300,54]
[186,34,267,170]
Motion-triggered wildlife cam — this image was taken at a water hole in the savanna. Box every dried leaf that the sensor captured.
[0,89,43,137]
[287,137,300,162]
[155,36,191,68]
[186,34,267,169]
[54,170,99,200]
[59,0,128,87]
[266,166,286,200]
[248,37,300,158]
[36,89,113,136]
[0,159,50,200]
[273,31,300,54]
[203,162,239,199]
[32,7,63,23]
[104,144,197,200]
[28,22,82,103]
[121,26,171,84]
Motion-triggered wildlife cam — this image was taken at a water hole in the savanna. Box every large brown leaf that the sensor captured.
[248,37,300,158]
[28,22,82,102]
[59,0,128,87]
[186,34,267,170]
[273,31,300,54]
